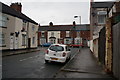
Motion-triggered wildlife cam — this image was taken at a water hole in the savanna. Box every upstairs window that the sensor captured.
[0,32,5,46]
[22,20,27,31]
[32,25,35,31]
[51,32,54,37]
[98,15,106,24]
[66,31,70,37]
[0,14,8,27]
[97,11,107,24]
[41,31,45,37]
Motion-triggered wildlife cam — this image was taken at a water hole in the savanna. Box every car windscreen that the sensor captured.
[49,46,64,51]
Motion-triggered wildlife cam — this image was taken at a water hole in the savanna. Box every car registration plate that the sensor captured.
[51,58,58,60]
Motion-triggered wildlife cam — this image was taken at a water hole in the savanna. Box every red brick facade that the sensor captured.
[80,31,90,40]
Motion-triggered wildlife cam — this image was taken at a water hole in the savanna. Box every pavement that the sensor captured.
[1,47,42,57]
[54,47,116,80]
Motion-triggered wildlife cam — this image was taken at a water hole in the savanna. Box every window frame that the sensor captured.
[97,15,106,24]
[0,14,8,27]
[0,32,6,47]
[22,34,26,46]
[66,31,70,37]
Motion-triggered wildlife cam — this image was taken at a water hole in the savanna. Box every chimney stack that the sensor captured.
[10,2,22,12]
[49,22,53,27]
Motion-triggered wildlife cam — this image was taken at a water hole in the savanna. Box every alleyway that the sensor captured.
[54,47,115,79]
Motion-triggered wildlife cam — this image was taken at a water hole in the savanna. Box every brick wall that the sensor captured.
[80,31,90,40]
[60,31,66,38]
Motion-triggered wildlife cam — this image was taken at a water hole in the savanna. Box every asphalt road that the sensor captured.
[2,47,79,78]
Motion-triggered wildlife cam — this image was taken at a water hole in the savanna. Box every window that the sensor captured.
[98,15,106,24]
[66,31,70,37]
[51,32,54,37]
[64,38,71,44]
[75,38,81,45]
[22,34,26,46]
[40,38,46,45]
[97,11,107,24]
[50,38,56,44]
[0,32,5,46]
[66,39,69,44]
[22,20,27,31]
[49,46,64,51]
[41,31,45,37]
[32,37,35,44]
[0,14,8,27]
[32,25,35,31]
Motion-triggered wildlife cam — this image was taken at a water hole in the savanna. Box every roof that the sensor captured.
[38,24,90,31]
[1,2,38,25]
[91,2,115,8]
[76,24,90,31]
[51,44,67,47]
[39,25,74,31]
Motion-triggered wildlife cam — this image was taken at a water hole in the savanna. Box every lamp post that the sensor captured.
[74,15,81,51]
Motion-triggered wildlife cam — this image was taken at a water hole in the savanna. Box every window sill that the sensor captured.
[22,45,26,46]
[0,26,7,28]
[0,45,6,47]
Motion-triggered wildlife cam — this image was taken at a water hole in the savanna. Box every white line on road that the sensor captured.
[19,55,40,62]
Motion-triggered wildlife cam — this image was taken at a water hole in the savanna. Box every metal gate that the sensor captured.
[98,27,106,65]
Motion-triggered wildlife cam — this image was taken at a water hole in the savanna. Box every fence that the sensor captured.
[112,22,120,80]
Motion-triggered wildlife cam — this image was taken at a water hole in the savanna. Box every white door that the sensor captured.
[14,37,18,49]
[10,36,14,49]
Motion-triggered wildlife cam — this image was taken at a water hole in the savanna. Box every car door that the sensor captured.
[65,46,71,57]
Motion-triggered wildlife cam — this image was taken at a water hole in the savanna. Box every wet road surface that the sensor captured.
[2,47,79,78]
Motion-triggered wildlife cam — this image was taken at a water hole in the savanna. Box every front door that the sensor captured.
[28,38,31,49]
[10,36,14,50]
[14,37,18,49]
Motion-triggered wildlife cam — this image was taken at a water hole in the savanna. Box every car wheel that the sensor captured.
[45,60,49,63]
[67,55,71,61]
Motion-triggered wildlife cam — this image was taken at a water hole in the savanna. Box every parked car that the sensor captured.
[41,43,52,47]
[45,44,71,63]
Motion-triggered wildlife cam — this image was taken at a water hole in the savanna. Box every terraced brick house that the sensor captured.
[38,22,90,47]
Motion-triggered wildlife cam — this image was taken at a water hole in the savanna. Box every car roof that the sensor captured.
[51,44,67,47]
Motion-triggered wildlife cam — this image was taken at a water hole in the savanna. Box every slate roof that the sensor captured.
[38,24,90,31]
[1,2,38,25]
[38,25,74,31]
[91,2,115,8]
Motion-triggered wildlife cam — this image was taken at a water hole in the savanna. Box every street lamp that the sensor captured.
[74,15,81,51]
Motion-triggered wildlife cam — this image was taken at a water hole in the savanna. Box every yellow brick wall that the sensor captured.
[105,18,113,73]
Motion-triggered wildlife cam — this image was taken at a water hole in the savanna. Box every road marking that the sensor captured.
[19,55,40,62]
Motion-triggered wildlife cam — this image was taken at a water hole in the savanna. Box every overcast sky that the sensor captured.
[1,0,115,25]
